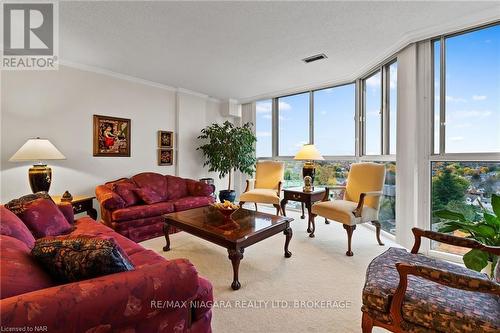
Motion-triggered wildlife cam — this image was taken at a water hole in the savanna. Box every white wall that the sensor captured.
[0,65,232,202]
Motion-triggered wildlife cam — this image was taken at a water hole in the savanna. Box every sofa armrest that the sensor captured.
[389,263,500,326]
[0,259,200,333]
[410,227,500,255]
[95,185,125,211]
[57,202,74,224]
[186,179,215,197]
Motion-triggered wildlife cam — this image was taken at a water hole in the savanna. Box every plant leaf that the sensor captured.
[492,194,500,219]
[463,249,489,272]
[483,213,500,233]
[433,210,466,222]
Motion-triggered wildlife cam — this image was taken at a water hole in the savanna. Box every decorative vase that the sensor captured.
[219,190,236,203]
[199,178,217,201]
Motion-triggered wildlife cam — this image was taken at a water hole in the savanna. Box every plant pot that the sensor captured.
[219,190,236,203]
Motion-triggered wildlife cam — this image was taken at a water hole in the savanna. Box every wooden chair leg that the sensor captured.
[371,220,385,246]
[361,312,374,333]
[343,224,356,256]
[254,203,258,211]
[238,201,245,209]
[273,204,281,216]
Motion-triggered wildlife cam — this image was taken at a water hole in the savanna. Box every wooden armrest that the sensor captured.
[389,263,500,326]
[410,228,500,255]
[353,191,383,217]
[277,181,282,196]
[244,179,256,192]
[322,186,347,201]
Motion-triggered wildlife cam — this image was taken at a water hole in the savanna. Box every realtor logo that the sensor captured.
[2,2,58,70]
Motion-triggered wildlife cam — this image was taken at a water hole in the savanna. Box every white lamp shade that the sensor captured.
[294,144,324,161]
[9,138,66,162]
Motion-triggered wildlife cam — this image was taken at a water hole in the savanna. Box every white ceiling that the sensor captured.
[60,1,500,102]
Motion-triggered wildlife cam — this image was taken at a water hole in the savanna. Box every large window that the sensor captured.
[314,84,356,156]
[278,92,310,156]
[255,99,272,157]
[363,71,382,155]
[431,24,500,256]
[433,24,500,154]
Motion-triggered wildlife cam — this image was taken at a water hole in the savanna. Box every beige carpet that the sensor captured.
[140,206,398,333]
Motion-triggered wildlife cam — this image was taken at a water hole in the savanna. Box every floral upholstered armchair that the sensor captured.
[362,228,500,333]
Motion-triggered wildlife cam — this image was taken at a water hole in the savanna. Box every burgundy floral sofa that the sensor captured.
[96,173,215,242]
[0,203,213,333]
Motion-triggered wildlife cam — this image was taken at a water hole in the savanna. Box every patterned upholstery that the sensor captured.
[0,205,35,249]
[363,247,500,333]
[0,214,214,332]
[96,173,214,242]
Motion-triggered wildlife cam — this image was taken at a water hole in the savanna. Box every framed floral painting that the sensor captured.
[158,149,173,166]
[93,115,131,157]
[158,130,173,148]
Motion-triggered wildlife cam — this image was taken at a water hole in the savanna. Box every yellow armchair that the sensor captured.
[310,162,386,256]
[239,161,285,215]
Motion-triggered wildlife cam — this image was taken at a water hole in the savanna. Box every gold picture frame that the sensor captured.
[158,149,173,166]
[158,130,173,148]
[93,115,131,157]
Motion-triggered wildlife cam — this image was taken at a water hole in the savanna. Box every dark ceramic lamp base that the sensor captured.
[29,165,52,193]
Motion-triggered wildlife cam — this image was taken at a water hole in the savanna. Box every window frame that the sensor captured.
[428,22,500,259]
[431,22,500,157]
[360,58,398,158]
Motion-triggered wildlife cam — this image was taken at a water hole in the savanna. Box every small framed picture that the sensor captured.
[93,115,131,157]
[158,131,173,148]
[158,149,173,166]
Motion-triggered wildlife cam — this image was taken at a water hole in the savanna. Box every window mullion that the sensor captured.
[439,36,446,155]
[309,91,314,144]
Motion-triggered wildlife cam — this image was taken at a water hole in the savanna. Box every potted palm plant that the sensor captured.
[433,193,500,277]
[197,121,256,202]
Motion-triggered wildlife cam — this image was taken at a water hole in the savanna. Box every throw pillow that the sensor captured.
[31,235,134,282]
[186,179,214,197]
[134,187,164,204]
[113,181,141,207]
[5,193,73,238]
[0,205,36,249]
[0,236,54,299]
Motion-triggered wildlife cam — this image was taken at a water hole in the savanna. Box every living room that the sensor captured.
[1,1,499,333]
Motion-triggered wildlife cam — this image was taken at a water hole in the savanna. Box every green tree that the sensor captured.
[432,168,470,211]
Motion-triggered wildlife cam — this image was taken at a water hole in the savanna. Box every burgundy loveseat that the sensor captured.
[0,203,213,333]
[96,173,215,242]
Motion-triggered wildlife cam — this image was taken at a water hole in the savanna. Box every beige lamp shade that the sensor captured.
[9,138,66,162]
[294,144,324,161]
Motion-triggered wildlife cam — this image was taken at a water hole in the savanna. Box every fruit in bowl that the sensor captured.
[212,200,240,218]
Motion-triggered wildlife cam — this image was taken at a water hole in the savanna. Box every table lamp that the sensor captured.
[294,144,324,189]
[9,138,66,193]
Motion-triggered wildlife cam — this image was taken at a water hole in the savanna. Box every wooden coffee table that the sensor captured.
[163,206,293,290]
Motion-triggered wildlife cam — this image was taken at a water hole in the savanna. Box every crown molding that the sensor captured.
[59,60,221,103]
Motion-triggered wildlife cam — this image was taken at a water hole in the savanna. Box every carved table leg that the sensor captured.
[280,199,287,217]
[309,212,316,237]
[325,218,330,224]
[306,202,313,234]
[228,248,244,290]
[163,223,171,252]
[300,202,305,219]
[284,226,293,258]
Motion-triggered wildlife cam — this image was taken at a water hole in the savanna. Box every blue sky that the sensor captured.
[257,24,499,157]
[436,24,500,153]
